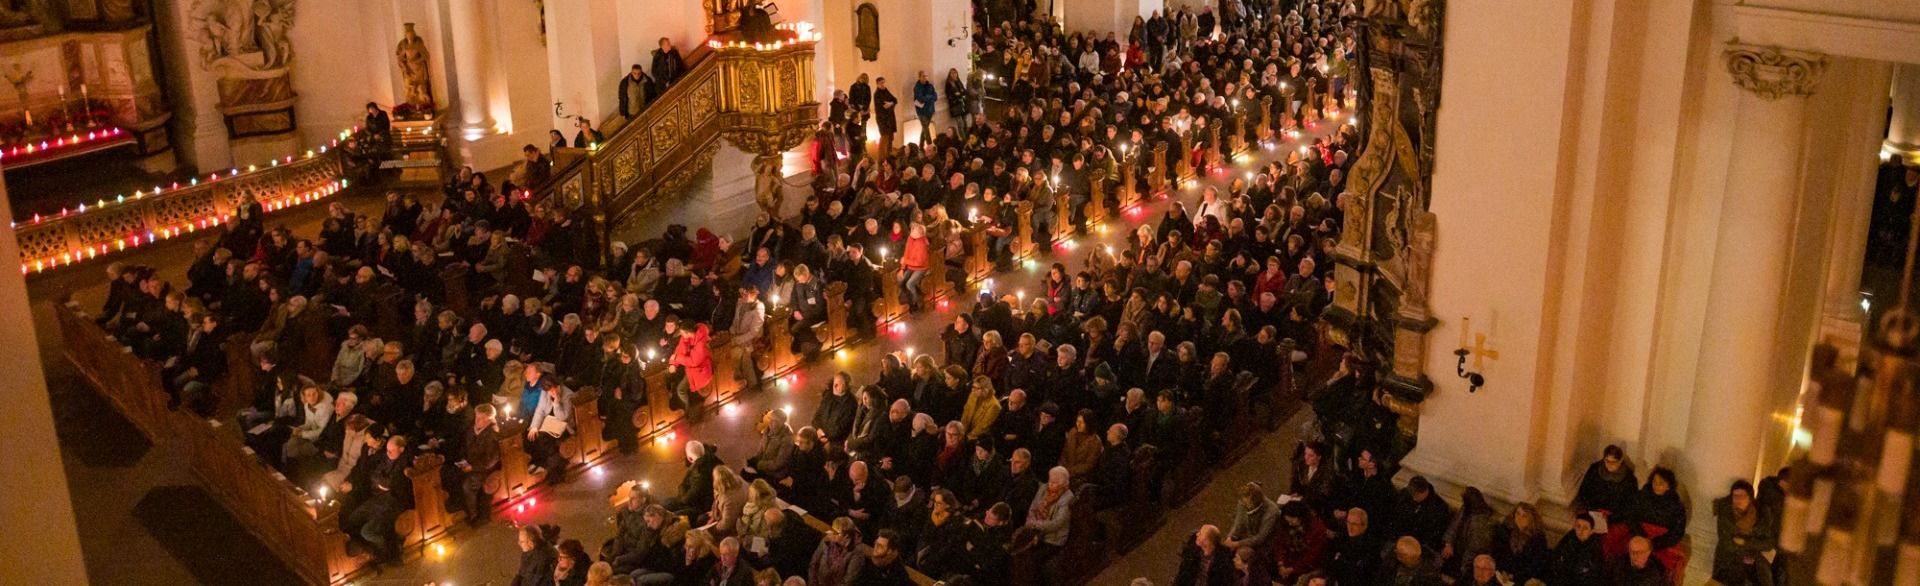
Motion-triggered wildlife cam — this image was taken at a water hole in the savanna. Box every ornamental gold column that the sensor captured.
[1685,44,1827,522]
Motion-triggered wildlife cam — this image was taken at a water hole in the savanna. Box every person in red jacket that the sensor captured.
[670,321,714,422]
[897,223,932,313]
[1273,500,1330,584]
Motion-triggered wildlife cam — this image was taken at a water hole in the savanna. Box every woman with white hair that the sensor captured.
[1026,466,1076,575]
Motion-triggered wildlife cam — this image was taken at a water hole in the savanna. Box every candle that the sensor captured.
[1459,317,1471,347]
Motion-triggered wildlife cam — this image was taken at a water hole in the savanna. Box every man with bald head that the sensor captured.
[1175,524,1234,586]
[1611,536,1670,586]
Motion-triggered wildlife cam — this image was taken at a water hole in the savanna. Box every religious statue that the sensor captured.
[191,0,297,70]
[854,3,880,61]
[395,23,434,109]
[1403,211,1436,307]
[752,155,785,219]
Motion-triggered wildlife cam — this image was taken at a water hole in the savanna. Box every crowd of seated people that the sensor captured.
[84,0,1379,582]
[1150,439,1791,586]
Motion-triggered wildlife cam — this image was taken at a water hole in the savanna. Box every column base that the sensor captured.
[228,133,300,168]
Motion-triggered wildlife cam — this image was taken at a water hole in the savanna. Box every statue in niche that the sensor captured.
[752,154,785,219]
[191,0,296,70]
[1403,210,1435,307]
[854,3,880,61]
[396,23,434,108]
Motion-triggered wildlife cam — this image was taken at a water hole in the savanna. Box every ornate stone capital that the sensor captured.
[1724,44,1827,99]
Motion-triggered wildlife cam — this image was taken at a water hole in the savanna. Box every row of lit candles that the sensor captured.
[13,126,361,228]
[20,179,348,275]
[0,127,127,161]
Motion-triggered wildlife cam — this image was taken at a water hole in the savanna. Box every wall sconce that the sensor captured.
[1454,316,1488,393]
[1453,347,1485,393]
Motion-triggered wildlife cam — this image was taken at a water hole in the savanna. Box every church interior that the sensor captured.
[3,0,1920,585]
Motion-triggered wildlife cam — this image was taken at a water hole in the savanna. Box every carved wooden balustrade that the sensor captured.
[18,136,353,276]
[534,35,819,245]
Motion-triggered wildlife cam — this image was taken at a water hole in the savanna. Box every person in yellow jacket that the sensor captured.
[959,375,1002,441]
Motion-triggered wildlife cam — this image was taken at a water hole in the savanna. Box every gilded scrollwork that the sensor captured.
[1724,44,1826,100]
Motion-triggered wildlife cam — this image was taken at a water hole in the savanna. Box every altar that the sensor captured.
[0,1,175,176]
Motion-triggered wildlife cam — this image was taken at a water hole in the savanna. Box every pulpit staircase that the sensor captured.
[534,29,819,237]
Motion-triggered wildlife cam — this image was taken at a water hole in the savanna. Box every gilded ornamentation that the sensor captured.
[737,62,763,113]
[561,176,584,209]
[614,144,640,191]
[1724,45,1826,100]
[777,61,799,107]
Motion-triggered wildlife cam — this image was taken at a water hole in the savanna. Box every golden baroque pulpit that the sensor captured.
[1327,0,1448,454]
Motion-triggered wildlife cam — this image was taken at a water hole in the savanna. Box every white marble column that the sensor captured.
[0,171,88,583]
[1888,64,1920,160]
[1684,45,1828,497]
[447,0,497,136]
[1815,61,1894,373]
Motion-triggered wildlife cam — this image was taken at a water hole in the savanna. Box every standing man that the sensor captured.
[874,76,898,159]
[731,285,766,393]
[913,71,939,146]
[617,64,654,120]
[651,37,686,91]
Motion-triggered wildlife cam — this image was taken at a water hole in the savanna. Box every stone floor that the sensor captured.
[34,126,1340,585]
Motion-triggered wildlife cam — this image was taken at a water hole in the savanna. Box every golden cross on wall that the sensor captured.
[1469,332,1499,370]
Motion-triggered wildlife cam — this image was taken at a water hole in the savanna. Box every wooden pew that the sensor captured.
[1053,191,1075,246]
[440,264,474,320]
[295,308,333,384]
[966,226,991,285]
[877,262,904,325]
[370,283,410,343]
[823,282,850,352]
[1177,131,1195,181]
[1208,124,1227,171]
[397,453,454,551]
[54,302,174,442]
[492,421,539,502]
[1118,156,1138,209]
[1086,174,1109,226]
[173,411,358,585]
[1165,408,1212,507]
[1014,201,1037,261]
[764,312,797,377]
[1232,108,1249,155]
[1222,372,1262,464]
[927,231,952,306]
[562,388,612,467]
[218,333,261,416]
[1260,95,1276,141]
[1150,143,1168,193]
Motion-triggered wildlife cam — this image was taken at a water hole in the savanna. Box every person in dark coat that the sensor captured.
[669,441,723,520]
[857,529,912,586]
[1611,536,1673,586]
[342,435,413,564]
[511,524,559,586]
[1388,476,1454,555]
[451,405,502,525]
[1548,514,1607,586]
[813,372,860,444]
[1573,444,1639,518]
[1174,525,1236,586]
[650,38,686,90]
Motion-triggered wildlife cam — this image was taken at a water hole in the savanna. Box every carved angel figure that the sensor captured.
[192,0,295,70]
